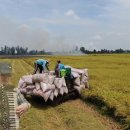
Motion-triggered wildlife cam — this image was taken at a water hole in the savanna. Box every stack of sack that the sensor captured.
[18,73,68,102]
[70,67,89,93]
[17,67,89,102]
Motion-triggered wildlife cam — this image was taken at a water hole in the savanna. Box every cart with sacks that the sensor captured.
[17,66,89,104]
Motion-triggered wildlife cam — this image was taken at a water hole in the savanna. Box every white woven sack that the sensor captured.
[74,86,82,94]
[74,77,80,86]
[63,87,68,94]
[54,77,64,89]
[54,88,59,97]
[49,92,54,101]
[49,71,55,75]
[26,85,35,90]
[81,75,88,83]
[71,72,80,78]
[22,75,33,85]
[40,83,55,93]
[48,75,55,84]
[71,68,88,75]
[21,82,27,88]
[43,90,52,102]
[35,82,41,90]
[18,78,25,88]
[33,89,38,96]
[20,88,27,94]
[62,78,67,87]
[59,87,64,95]
[32,73,48,83]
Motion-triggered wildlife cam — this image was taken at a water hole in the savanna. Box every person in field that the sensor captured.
[33,59,50,74]
[55,60,65,77]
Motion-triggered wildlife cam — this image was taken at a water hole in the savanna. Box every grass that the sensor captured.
[22,54,130,129]
[1,54,129,129]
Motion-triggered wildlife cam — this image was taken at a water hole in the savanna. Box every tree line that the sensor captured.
[0,45,49,55]
[80,47,130,54]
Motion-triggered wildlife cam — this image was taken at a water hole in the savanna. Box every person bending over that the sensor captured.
[33,59,49,74]
[55,60,65,77]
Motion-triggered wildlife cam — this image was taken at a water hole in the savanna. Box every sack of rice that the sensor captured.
[48,75,55,84]
[21,82,27,88]
[62,78,67,87]
[74,77,80,86]
[22,75,33,85]
[71,72,80,78]
[81,81,89,88]
[49,71,55,75]
[63,87,68,94]
[33,89,39,96]
[18,78,25,88]
[54,77,64,89]
[26,89,33,95]
[59,87,64,95]
[35,82,41,90]
[37,90,43,96]
[43,90,52,102]
[49,92,54,101]
[20,88,27,94]
[32,73,48,83]
[74,86,82,93]
[54,88,58,97]
[26,85,35,90]
[40,83,55,93]
[81,74,88,83]
[71,68,88,75]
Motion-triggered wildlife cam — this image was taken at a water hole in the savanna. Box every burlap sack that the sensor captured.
[81,81,89,88]
[40,83,55,93]
[59,87,64,95]
[26,85,35,90]
[49,71,55,75]
[71,68,88,75]
[49,92,54,101]
[74,77,80,86]
[71,72,80,78]
[22,75,33,85]
[54,88,58,97]
[18,78,25,88]
[81,74,89,88]
[26,89,33,95]
[74,85,86,93]
[20,88,27,94]
[62,78,67,87]
[32,73,48,83]
[74,86,82,93]
[35,82,41,90]
[21,82,27,88]
[63,87,68,94]
[48,75,55,84]
[43,90,52,102]
[54,77,64,89]
[33,89,39,96]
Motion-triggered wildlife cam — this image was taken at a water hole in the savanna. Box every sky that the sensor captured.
[0,0,130,51]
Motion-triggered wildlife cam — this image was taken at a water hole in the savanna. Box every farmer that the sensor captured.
[33,59,50,74]
[55,60,65,77]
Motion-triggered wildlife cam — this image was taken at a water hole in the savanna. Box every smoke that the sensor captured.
[0,18,74,52]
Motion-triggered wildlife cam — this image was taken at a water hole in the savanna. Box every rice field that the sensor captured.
[1,54,130,129]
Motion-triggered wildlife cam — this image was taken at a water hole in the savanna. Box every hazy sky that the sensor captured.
[0,0,130,51]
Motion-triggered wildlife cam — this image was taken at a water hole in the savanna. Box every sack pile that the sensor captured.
[18,73,68,102]
[17,68,89,102]
[71,67,89,93]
